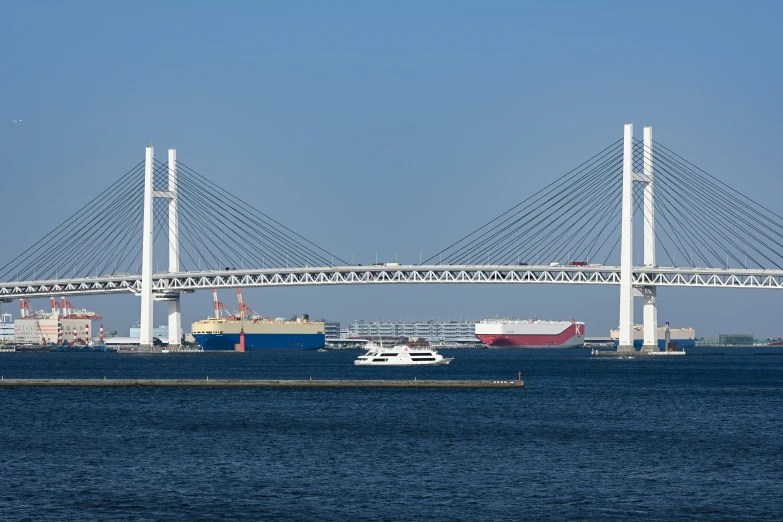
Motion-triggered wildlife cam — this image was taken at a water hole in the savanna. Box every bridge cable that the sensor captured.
[176,161,346,265]
[12,169,146,280]
[156,159,290,270]
[487,152,623,265]
[490,152,622,263]
[442,143,623,265]
[440,143,622,265]
[172,166,315,269]
[654,140,783,233]
[73,174,151,278]
[421,139,623,265]
[651,148,771,268]
[0,162,145,281]
[172,162,336,268]
[652,142,783,268]
[514,160,623,265]
[629,143,716,267]
[35,168,146,279]
[601,180,648,264]
[642,142,772,268]
[171,164,328,268]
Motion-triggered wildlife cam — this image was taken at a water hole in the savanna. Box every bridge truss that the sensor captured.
[3,264,783,299]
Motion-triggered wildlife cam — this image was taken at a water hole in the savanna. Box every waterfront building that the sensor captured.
[719,333,754,345]
[0,313,14,342]
[130,323,169,341]
[14,318,93,344]
[324,322,340,339]
[348,319,480,343]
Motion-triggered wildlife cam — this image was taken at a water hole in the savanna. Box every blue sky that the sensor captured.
[2,1,783,338]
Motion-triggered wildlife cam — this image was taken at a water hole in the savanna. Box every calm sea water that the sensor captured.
[1,348,782,521]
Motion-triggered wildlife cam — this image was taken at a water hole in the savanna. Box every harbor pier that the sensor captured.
[0,378,524,388]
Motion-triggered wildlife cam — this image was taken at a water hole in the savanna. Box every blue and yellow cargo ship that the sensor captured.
[191,315,325,350]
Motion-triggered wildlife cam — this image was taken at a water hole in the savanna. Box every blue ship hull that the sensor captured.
[614,339,696,349]
[193,332,325,351]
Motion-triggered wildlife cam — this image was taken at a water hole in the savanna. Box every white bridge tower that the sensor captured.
[618,124,658,353]
[139,146,182,349]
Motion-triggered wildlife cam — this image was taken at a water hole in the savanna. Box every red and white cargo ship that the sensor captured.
[475,318,585,349]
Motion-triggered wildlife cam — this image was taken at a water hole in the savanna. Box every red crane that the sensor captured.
[236,288,263,320]
[212,289,238,319]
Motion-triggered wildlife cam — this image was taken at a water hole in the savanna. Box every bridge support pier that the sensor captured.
[640,126,658,353]
[140,145,154,348]
[641,287,658,353]
[168,298,181,349]
[167,148,182,350]
[139,146,182,350]
[617,124,635,353]
[619,124,658,353]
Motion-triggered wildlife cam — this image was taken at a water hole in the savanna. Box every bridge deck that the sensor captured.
[3,264,783,298]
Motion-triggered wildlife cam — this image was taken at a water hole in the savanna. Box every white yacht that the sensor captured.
[354,343,453,366]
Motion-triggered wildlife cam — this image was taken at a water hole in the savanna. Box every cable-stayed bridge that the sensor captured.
[2,124,783,351]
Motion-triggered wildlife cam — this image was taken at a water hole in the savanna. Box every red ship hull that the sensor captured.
[476,323,584,349]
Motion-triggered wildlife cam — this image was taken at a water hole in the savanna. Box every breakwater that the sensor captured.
[0,378,524,388]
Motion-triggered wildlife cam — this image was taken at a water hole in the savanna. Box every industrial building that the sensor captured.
[11,297,101,345]
[347,319,479,342]
[14,319,94,344]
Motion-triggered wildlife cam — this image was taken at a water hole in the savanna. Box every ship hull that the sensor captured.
[476,334,584,349]
[476,321,585,349]
[193,333,325,351]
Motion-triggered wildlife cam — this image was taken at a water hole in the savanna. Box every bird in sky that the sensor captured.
[12,119,23,123]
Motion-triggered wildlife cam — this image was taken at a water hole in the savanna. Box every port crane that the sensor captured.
[212,289,239,319]
[59,297,102,319]
[211,289,263,321]
[236,288,263,320]
[50,297,62,315]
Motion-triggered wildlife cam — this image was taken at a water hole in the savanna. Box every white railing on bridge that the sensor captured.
[3,264,783,299]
